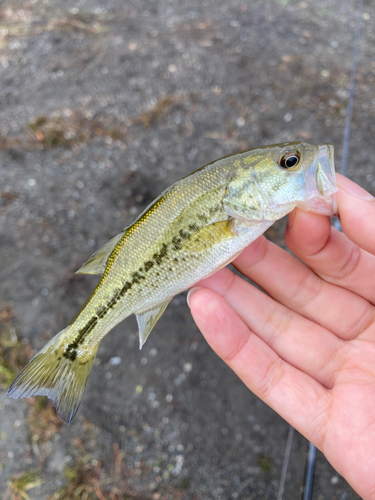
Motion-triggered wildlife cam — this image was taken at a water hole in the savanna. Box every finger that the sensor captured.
[189,287,331,449]
[336,174,375,255]
[192,267,343,388]
[231,236,374,341]
[285,190,375,307]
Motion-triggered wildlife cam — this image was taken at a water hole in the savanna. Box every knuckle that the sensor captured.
[263,303,294,348]
[308,391,332,448]
[258,357,285,400]
[291,267,324,309]
[324,245,361,281]
[224,332,250,363]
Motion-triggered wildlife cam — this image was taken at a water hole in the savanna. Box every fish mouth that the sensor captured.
[316,144,337,196]
[297,143,338,216]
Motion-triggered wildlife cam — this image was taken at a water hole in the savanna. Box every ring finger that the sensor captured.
[194,266,344,388]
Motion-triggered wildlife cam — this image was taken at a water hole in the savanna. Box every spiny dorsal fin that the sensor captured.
[7,326,98,424]
[75,185,175,276]
[75,231,125,275]
[136,299,171,349]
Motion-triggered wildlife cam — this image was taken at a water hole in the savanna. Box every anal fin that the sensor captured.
[136,299,171,349]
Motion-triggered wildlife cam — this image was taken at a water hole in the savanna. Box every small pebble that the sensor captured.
[283,112,293,122]
[109,356,121,365]
[183,362,192,373]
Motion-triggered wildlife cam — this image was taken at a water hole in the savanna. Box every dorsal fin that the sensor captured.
[136,299,171,349]
[75,231,125,275]
[75,185,175,276]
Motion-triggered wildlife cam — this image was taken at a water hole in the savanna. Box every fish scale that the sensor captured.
[7,141,337,424]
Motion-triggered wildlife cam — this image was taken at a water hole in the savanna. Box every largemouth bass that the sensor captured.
[7,142,337,424]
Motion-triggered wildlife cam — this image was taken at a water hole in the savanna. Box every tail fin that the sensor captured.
[7,327,98,424]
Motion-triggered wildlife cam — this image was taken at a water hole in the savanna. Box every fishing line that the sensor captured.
[278,0,363,498]
[302,0,363,498]
[340,0,363,178]
[276,425,294,500]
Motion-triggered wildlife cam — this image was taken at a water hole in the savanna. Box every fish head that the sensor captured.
[223,142,337,223]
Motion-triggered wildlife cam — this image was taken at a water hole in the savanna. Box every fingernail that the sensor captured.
[332,195,338,216]
[287,209,296,228]
[337,176,374,201]
[187,287,202,308]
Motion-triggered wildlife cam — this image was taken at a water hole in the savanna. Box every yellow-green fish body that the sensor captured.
[7,142,337,423]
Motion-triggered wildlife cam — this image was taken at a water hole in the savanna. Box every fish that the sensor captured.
[7,142,337,424]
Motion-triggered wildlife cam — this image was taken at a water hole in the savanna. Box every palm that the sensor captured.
[189,175,375,500]
[326,340,375,492]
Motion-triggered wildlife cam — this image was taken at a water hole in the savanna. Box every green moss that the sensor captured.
[27,111,127,149]
[28,116,73,148]
[257,455,272,472]
[7,470,44,499]
[0,303,34,389]
[176,478,190,490]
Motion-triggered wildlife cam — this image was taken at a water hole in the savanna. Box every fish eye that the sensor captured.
[279,151,301,169]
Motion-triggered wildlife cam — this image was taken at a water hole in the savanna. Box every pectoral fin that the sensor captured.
[180,219,236,253]
[76,231,125,275]
[136,299,171,349]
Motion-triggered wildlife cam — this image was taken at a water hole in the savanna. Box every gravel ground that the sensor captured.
[0,0,374,498]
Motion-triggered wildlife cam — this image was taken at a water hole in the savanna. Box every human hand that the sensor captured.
[188,173,375,500]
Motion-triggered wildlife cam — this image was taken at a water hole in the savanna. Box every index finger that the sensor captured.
[285,174,375,306]
[335,174,375,255]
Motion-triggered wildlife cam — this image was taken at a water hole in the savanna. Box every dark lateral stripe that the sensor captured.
[153,243,168,265]
[65,263,150,356]
[64,315,98,359]
[66,221,200,356]
[144,260,154,271]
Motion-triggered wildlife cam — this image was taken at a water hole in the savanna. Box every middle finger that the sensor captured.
[232,236,374,341]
